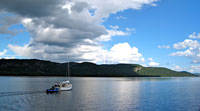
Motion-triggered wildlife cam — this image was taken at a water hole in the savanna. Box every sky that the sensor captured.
[0,0,200,73]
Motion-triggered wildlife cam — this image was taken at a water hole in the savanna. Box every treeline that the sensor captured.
[0,59,196,77]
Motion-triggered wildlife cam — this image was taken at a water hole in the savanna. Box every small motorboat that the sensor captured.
[46,87,59,93]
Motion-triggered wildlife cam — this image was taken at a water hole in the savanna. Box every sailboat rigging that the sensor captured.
[46,60,72,93]
[60,61,72,91]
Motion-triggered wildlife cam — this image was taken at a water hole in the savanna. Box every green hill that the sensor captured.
[137,67,194,77]
[0,59,196,77]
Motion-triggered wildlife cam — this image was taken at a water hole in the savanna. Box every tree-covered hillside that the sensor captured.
[0,59,196,77]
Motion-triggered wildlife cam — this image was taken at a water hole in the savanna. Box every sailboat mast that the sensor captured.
[68,59,70,80]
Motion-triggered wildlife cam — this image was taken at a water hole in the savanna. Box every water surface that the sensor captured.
[0,77,199,111]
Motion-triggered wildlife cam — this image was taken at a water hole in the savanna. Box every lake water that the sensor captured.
[0,77,200,111]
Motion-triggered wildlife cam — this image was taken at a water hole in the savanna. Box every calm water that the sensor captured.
[0,77,200,111]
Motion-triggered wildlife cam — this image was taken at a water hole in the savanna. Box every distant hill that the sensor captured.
[0,59,196,77]
[193,73,200,75]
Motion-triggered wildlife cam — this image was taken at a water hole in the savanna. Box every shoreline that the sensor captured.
[0,75,197,77]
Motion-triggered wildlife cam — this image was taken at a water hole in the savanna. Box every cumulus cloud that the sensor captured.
[0,49,15,59]
[147,58,153,61]
[0,49,17,59]
[188,32,200,39]
[8,44,33,57]
[158,45,170,49]
[172,64,182,71]
[0,49,7,56]
[148,58,159,66]
[1,0,158,62]
[110,25,119,30]
[76,0,158,18]
[170,32,200,64]
[116,16,126,20]
[0,0,65,17]
[173,39,200,49]
[149,62,159,66]
[170,49,194,57]
[2,56,16,59]
[171,64,200,73]
[189,65,200,73]
[0,12,23,36]
[98,29,129,42]
[126,28,136,32]
[171,38,200,63]
[72,42,144,64]
[9,42,145,64]
[105,42,145,64]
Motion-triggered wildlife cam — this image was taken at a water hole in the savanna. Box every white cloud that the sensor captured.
[105,42,145,64]
[188,32,200,39]
[158,45,170,49]
[98,29,129,42]
[2,0,158,63]
[125,28,136,33]
[147,58,159,66]
[8,44,33,57]
[116,16,126,20]
[8,42,145,64]
[170,64,200,73]
[3,56,16,59]
[189,65,200,73]
[0,49,7,56]
[171,38,200,63]
[170,49,193,57]
[149,61,159,66]
[0,13,23,36]
[169,33,200,72]
[77,42,145,64]
[76,0,158,18]
[110,25,119,30]
[173,39,200,49]
[148,58,153,61]
[75,42,145,64]
[0,49,16,59]
[22,18,32,24]
[172,64,182,71]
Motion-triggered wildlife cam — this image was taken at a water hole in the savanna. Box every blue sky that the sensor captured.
[0,0,200,73]
[102,0,200,72]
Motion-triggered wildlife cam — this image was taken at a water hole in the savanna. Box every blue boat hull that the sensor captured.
[46,88,59,93]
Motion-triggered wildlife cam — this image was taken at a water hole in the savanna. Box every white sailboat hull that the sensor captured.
[60,85,72,91]
[60,83,72,91]
[48,61,72,92]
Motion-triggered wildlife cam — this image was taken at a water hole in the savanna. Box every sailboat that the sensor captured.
[46,61,72,93]
[59,61,72,91]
